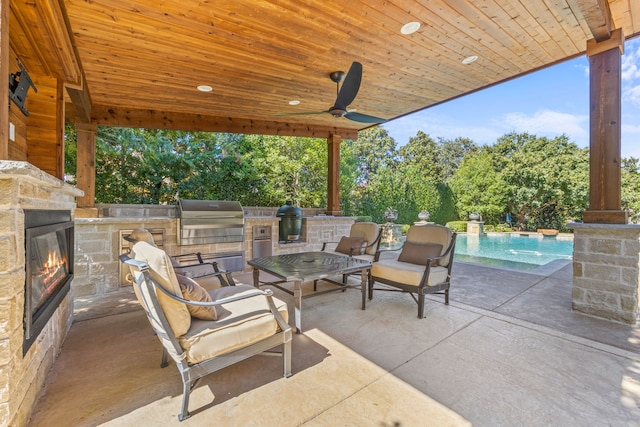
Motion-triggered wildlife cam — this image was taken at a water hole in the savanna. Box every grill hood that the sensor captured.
[177,199,245,245]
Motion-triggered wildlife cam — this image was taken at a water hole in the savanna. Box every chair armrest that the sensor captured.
[152,279,271,306]
[153,283,291,331]
[174,261,235,286]
[172,252,206,264]
[372,247,401,262]
[321,241,340,251]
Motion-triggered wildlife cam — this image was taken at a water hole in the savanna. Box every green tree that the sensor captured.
[499,134,589,230]
[449,150,508,223]
[248,135,327,208]
[622,157,640,222]
[63,124,77,185]
[399,131,441,181]
[358,164,416,224]
[437,137,479,181]
[352,127,398,184]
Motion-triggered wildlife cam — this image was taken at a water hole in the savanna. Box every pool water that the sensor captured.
[454,233,573,271]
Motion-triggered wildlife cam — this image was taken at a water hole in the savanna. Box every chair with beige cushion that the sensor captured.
[123,227,234,290]
[170,252,236,289]
[321,221,382,261]
[315,221,382,289]
[368,224,457,318]
[121,241,292,421]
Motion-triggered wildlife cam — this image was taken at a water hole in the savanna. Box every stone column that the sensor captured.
[570,223,639,324]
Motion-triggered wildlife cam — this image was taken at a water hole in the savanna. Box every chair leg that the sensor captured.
[418,293,425,319]
[368,274,374,300]
[313,279,318,291]
[178,380,192,421]
[283,341,292,378]
[161,347,169,368]
[445,286,450,305]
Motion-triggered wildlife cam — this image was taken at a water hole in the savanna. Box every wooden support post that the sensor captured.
[75,122,97,208]
[326,134,342,216]
[583,28,627,224]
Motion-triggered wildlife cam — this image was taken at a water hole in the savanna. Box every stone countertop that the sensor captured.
[568,222,640,229]
[75,215,355,223]
[74,217,174,224]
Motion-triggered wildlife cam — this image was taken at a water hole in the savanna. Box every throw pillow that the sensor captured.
[176,274,218,320]
[334,236,366,255]
[398,242,443,266]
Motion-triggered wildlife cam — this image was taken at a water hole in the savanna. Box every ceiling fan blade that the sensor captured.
[333,61,362,110]
[274,111,329,117]
[344,111,386,123]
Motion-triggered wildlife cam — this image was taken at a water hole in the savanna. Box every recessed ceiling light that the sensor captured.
[197,85,213,92]
[289,100,300,105]
[461,55,478,65]
[401,21,421,35]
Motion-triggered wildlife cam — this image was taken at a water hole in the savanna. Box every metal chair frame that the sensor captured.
[120,255,292,421]
[368,229,457,318]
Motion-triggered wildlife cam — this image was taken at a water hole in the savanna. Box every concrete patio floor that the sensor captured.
[28,261,639,426]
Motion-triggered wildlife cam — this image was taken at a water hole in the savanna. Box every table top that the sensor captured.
[248,251,371,282]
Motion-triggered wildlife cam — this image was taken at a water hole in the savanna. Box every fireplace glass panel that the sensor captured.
[28,228,70,316]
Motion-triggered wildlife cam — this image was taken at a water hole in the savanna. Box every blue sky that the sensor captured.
[382,37,640,159]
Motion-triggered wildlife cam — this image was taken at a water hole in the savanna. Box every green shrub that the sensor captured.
[483,224,495,232]
[445,221,467,232]
[355,216,373,223]
[495,223,513,232]
[401,224,411,235]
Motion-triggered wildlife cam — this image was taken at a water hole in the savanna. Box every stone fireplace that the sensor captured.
[23,210,74,355]
[0,161,82,427]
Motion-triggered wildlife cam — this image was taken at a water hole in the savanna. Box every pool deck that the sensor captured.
[28,260,639,426]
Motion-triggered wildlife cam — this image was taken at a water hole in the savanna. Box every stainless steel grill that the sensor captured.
[177,200,245,246]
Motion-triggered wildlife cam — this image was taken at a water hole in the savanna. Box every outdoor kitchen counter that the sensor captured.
[72,211,357,304]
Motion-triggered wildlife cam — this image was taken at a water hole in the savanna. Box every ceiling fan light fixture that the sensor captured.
[288,100,300,105]
[400,21,421,35]
[197,85,213,92]
[461,55,478,65]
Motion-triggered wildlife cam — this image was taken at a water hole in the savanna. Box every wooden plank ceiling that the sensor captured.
[16,0,640,138]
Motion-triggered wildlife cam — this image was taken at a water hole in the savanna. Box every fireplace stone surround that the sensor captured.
[0,161,82,427]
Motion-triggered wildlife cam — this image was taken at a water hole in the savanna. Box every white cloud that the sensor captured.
[499,110,589,146]
[383,113,503,147]
[622,39,640,105]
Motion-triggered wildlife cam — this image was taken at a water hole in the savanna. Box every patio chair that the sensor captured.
[124,228,234,290]
[315,221,382,289]
[171,252,235,289]
[321,222,382,259]
[368,224,457,318]
[120,241,292,421]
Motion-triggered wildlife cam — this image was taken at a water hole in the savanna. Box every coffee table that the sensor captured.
[247,252,371,333]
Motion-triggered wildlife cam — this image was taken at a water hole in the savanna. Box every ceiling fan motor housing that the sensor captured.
[329,107,346,117]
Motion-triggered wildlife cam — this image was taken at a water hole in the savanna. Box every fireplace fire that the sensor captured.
[23,210,74,354]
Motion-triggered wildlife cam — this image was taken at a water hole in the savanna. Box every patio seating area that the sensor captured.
[27,260,639,426]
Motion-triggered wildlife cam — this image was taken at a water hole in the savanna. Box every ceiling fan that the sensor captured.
[277,61,386,124]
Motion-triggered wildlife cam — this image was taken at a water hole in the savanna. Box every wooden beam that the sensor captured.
[326,134,341,216]
[75,122,97,208]
[0,0,8,159]
[66,80,92,123]
[583,29,627,224]
[586,28,624,57]
[572,0,614,42]
[55,78,64,178]
[88,105,359,140]
[12,0,81,84]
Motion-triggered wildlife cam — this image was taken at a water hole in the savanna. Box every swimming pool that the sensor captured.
[454,233,573,270]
